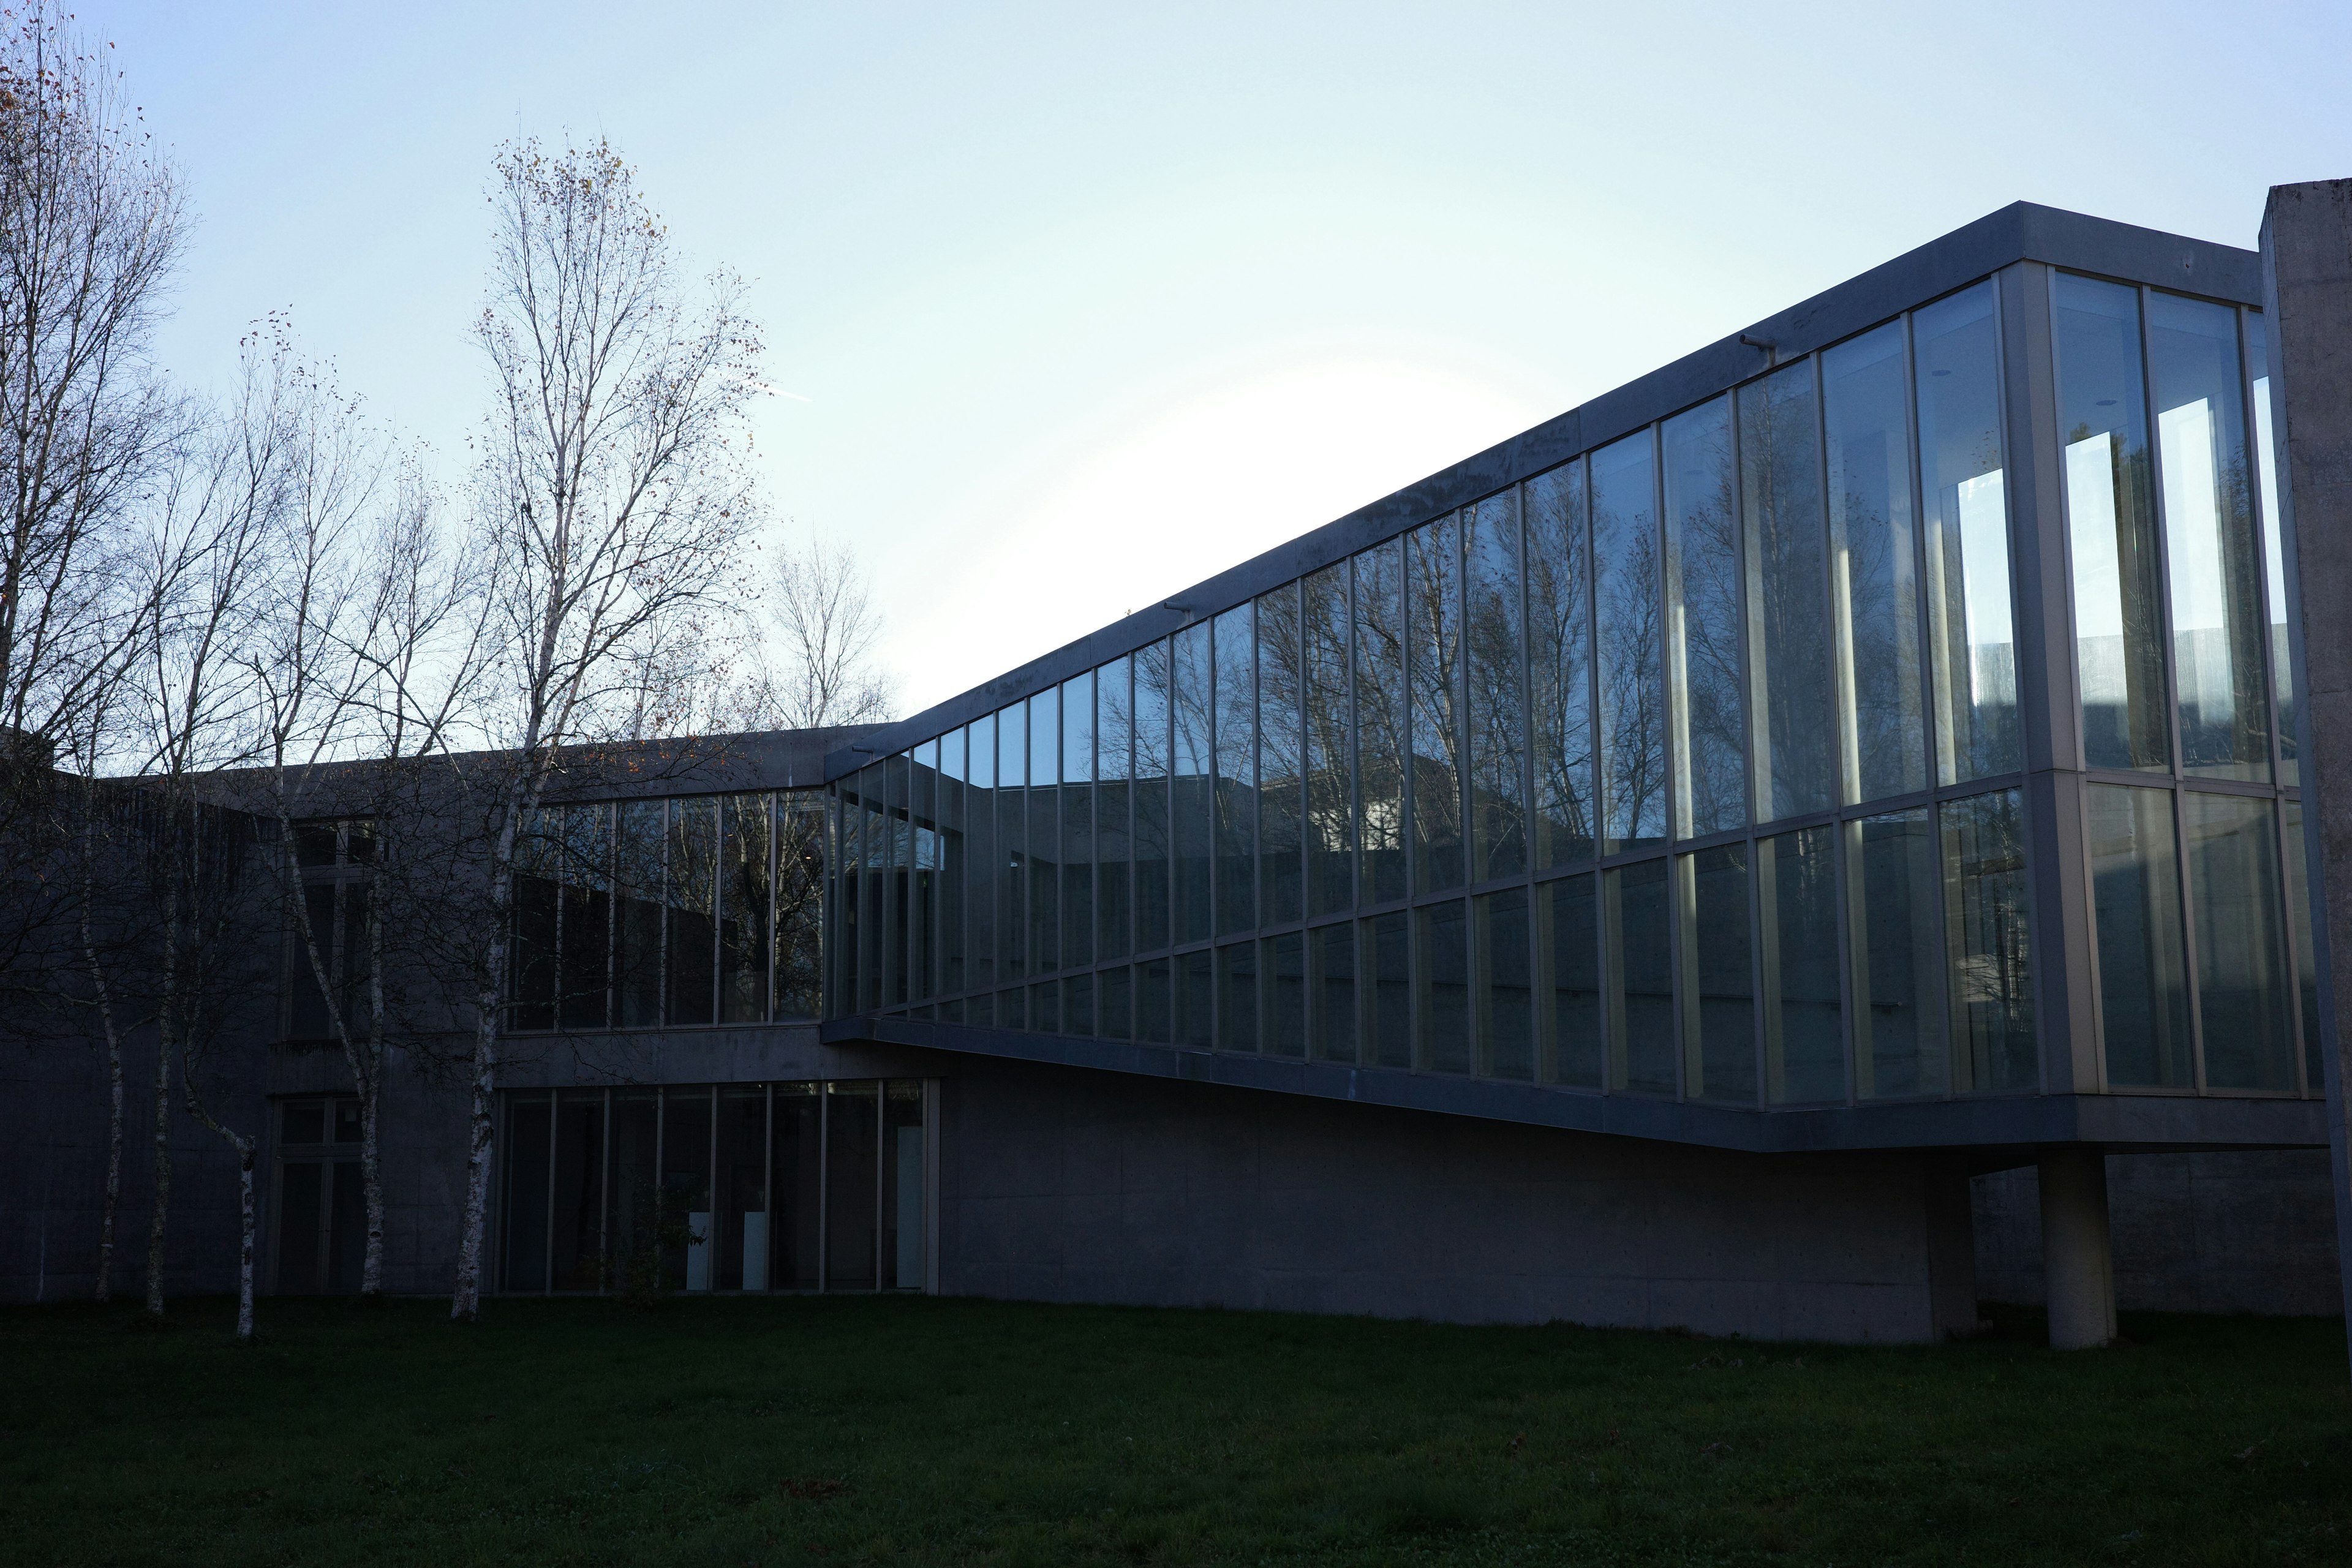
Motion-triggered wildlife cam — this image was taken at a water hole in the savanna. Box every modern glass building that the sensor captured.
[823,204,2321,1156]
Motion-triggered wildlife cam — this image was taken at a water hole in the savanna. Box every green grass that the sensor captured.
[3,1295,2350,1566]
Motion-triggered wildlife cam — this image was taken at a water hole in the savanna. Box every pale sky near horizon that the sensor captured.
[88,1,2352,720]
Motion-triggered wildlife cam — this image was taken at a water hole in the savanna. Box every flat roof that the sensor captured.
[827,200,2260,782]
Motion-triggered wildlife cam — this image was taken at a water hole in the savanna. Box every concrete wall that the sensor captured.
[1973,1152,2341,1316]
[937,1055,1980,1344]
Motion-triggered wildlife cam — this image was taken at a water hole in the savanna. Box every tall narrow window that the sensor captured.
[998,704,1028,983]
[1848,809,1945,1098]
[1407,514,1465,892]
[1594,432,1665,851]
[2056,274,2169,773]
[1363,911,1411,1068]
[1097,656,1134,961]
[2247,314,2297,787]
[1416,898,1470,1073]
[1540,872,1602,1087]
[556,805,611,1030]
[720,794,771,1023]
[668,798,718,1025]
[1476,886,1534,1080]
[1916,284,2019,784]
[1741,362,1834,823]
[1760,824,1843,1104]
[775,794,827,1020]
[1310,921,1356,1062]
[2184,793,2294,1091]
[1526,462,1596,869]
[1212,605,1257,936]
[509,810,559,1030]
[1216,941,1258,1053]
[2087,783,2190,1088]
[1303,564,1356,915]
[967,714,997,992]
[1264,930,1306,1058]
[1257,585,1306,926]
[616,800,664,1026]
[1355,540,1409,903]
[2284,800,2321,1088]
[2149,291,2268,782]
[1060,671,1095,973]
[933,733,966,1000]
[881,760,907,1008]
[1465,489,1529,882]
[1133,642,1173,951]
[1172,623,1214,944]
[1608,856,1676,1095]
[1681,843,1755,1104]
[910,745,938,1003]
[1824,322,1926,804]
[1943,788,2035,1093]
[1665,398,1745,839]
[1027,687,1060,974]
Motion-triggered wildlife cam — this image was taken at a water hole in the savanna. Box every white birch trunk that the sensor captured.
[143,1028,172,1317]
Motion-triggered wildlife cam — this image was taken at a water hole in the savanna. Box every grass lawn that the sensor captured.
[3,1295,2350,1566]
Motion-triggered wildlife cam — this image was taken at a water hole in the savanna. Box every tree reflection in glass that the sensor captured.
[1823,323,1926,805]
[1591,432,1664,852]
[1525,462,1594,869]
[1665,396,1744,839]
[1464,489,1528,883]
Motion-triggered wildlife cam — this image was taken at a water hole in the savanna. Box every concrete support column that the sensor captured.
[2039,1148,2116,1349]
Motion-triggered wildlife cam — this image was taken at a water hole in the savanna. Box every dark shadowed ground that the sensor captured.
[3,1295,2348,1566]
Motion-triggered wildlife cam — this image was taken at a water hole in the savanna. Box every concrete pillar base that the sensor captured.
[2040,1148,2116,1349]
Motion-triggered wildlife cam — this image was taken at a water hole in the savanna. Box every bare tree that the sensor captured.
[435,137,762,1321]
[731,532,893,731]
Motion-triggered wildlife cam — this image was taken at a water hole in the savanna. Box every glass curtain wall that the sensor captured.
[837,273,2309,1112]
[496,1080,927,1295]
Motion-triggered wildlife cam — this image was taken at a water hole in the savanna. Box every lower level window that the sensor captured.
[497,1080,930,1295]
[273,1096,365,1294]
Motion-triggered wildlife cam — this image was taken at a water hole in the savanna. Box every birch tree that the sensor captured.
[440,137,761,1322]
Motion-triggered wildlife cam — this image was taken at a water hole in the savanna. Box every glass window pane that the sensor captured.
[2087,783,2192,1088]
[614,801,663,1025]
[910,748,939,1003]
[1062,970,1093,1036]
[1177,948,1212,1049]
[883,760,908,1009]
[1213,605,1257,936]
[720,796,771,1023]
[2056,274,2170,773]
[967,715,997,992]
[1682,844,1756,1104]
[1538,873,1601,1087]
[1476,886,1533,1080]
[1466,489,1529,881]
[1608,857,1675,1095]
[1416,898,1470,1072]
[1257,586,1305,926]
[1264,930,1305,1058]
[775,795,826,1020]
[1593,431,1666,851]
[1761,825,1843,1104]
[1742,362,1835,822]
[2284,800,2321,1089]
[1942,789,2036,1092]
[999,704,1028,983]
[2185,792,2294,1090]
[607,1089,660,1292]
[2149,292,2269,782]
[1363,911,1411,1068]
[1061,675,1095,973]
[500,1095,551,1292]
[2247,314,2297,788]
[1824,322,1926,803]
[1137,956,1172,1042]
[1917,284,2019,784]
[1526,462,1596,869]
[1310,922,1357,1062]
[1030,978,1059,1033]
[667,799,718,1025]
[1099,962,1133,1042]
[1665,398,1745,838]
[662,1087,711,1292]
[511,809,559,1031]
[1408,515,1466,892]
[1303,565,1357,915]
[881,1084,925,1290]
[1850,809,1947,1098]
[1217,941,1258,1052]
[824,1083,878,1291]
[715,1086,766,1291]
[1355,540,1409,903]
[556,805,611,1030]
[1172,624,1213,945]
[1096,659,1136,962]
[1027,692,1061,976]
[767,1084,820,1290]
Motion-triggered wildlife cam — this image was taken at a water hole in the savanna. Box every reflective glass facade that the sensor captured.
[831,260,2319,1111]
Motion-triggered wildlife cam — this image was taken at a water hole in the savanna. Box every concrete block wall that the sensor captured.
[937,1055,1980,1344]
[1973,1151,2341,1316]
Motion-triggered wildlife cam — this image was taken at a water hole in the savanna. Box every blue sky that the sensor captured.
[93,1,2352,715]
